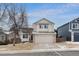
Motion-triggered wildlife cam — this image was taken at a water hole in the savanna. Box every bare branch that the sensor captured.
[7,4,28,46]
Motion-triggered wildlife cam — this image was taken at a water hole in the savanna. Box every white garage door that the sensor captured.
[35,34,54,43]
[33,34,56,49]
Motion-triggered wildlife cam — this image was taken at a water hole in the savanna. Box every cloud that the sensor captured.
[28,8,65,18]
[28,3,79,18]
[62,3,79,8]
[27,3,79,28]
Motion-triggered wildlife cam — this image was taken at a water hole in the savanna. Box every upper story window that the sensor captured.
[39,24,48,29]
[44,25,48,29]
[40,24,43,29]
[72,23,79,29]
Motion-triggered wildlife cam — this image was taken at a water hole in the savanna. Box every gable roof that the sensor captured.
[33,18,55,24]
[70,17,79,23]
[57,22,69,29]
[57,17,79,29]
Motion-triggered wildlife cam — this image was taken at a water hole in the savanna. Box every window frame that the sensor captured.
[22,33,28,38]
[44,24,48,29]
[72,23,79,29]
[39,24,48,29]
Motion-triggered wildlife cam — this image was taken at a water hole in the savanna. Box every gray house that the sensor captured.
[0,27,7,44]
[57,17,79,42]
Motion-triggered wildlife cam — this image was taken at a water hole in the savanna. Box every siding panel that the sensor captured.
[57,23,71,41]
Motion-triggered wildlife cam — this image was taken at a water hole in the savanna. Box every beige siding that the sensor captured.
[32,19,56,49]
[38,19,50,24]
[33,19,54,33]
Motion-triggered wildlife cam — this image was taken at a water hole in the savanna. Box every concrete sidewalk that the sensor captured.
[0,48,79,54]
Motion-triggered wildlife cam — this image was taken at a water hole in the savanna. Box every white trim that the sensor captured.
[20,32,29,42]
[70,30,79,42]
[73,31,79,33]
[22,33,28,38]
[71,32,74,42]
[66,42,79,44]
[33,32,56,35]
[69,22,72,32]
[71,23,79,29]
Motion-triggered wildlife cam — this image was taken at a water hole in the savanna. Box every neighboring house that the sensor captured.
[0,27,7,44]
[8,28,33,43]
[57,17,79,42]
[32,18,56,48]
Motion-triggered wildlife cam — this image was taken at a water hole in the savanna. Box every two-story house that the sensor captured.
[57,17,79,42]
[32,18,56,49]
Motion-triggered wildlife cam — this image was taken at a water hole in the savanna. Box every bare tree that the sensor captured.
[0,4,8,26]
[7,4,28,46]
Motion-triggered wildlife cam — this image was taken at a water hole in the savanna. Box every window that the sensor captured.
[23,33,28,38]
[40,25,43,29]
[72,23,79,29]
[39,24,48,29]
[44,25,48,29]
[73,24,77,28]
[1,36,4,40]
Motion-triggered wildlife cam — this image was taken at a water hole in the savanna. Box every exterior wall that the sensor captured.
[33,33,56,49]
[0,28,7,42]
[32,24,37,32]
[8,31,14,41]
[0,34,6,42]
[33,20,54,33]
[57,23,71,41]
[37,24,54,32]
[19,31,30,42]
[57,18,79,42]
[32,18,56,49]
[69,19,79,42]
[8,31,30,42]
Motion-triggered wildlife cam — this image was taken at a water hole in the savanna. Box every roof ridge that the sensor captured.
[33,18,55,24]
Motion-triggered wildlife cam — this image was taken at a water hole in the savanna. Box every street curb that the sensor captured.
[0,48,79,54]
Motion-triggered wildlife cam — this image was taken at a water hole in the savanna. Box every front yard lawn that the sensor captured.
[0,42,33,51]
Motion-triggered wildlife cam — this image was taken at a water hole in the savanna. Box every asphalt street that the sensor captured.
[0,51,79,56]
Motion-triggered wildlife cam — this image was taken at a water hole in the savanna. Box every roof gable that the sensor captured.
[33,18,55,24]
[71,17,79,23]
[57,17,79,29]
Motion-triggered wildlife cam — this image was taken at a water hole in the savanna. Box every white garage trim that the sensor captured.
[33,33,56,49]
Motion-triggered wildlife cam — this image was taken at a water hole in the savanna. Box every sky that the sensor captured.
[24,3,79,29]
[2,3,79,30]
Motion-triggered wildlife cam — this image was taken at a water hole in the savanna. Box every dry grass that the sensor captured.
[66,43,79,48]
[56,42,79,48]
[0,43,33,51]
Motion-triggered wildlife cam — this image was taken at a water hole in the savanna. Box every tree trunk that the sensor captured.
[13,39,15,46]
[13,34,16,46]
[13,30,21,46]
